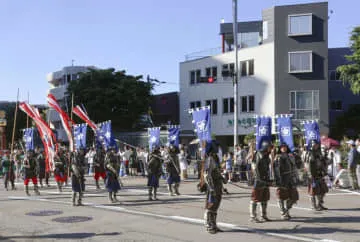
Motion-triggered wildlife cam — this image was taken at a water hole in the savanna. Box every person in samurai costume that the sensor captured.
[147,146,162,201]
[71,148,86,206]
[2,153,16,191]
[23,150,40,196]
[305,139,329,211]
[250,141,272,223]
[54,150,67,193]
[105,147,121,203]
[165,145,181,196]
[273,143,299,220]
[203,140,226,234]
[93,147,106,189]
[35,148,48,188]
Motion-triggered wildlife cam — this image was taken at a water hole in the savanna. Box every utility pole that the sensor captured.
[233,0,239,150]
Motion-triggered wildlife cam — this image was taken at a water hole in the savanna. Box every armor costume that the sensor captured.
[147,148,162,201]
[36,151,49,188]
[305,140,329,211]
[94,148,106,189]
[203,140,224,234]
[273,144,299,220]
[54,153,67,192]
[2,155,16,191]
[71,149,86,206]
[23,150,40,196]
[250,142,272,223]
[105,149,121,203]
[165,146,181,196]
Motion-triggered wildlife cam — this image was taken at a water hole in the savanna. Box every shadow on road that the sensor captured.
[0,232,121,241]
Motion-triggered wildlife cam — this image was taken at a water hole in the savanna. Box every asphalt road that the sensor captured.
[0,175,359,242]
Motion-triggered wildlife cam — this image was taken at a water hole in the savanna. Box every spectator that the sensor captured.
[327,146,342,178]
[178,147,188,180]
[225,152,233,183]
[346,140,359,190]
[333,163,351,189]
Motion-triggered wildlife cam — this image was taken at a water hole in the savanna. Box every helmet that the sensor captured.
[260,141,271,152]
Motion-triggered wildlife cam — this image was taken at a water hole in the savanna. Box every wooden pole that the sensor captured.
[10,88,19,155]
[71,93,74,121]
[26,91,29,128]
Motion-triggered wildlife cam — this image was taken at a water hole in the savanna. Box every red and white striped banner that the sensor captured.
[72,105,97,131]
[19,102,57,171]
[47,94,75,151]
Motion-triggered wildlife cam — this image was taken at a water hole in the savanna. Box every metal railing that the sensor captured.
[184,47,223,61]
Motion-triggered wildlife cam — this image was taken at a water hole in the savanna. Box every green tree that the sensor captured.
[337,26,360,95]
[331,104,360,139]
[67,68,154,131]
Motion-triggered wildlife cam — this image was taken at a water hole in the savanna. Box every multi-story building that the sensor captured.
[47,66,96,141]
[179,2,330,146]
[150,92,179,126]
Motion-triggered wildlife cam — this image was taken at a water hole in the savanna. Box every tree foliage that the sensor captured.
[331,104,360,139]
[67,68,153,131]
[337,26,360,95]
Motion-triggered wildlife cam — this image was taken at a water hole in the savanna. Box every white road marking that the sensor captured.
[7,195,340,242]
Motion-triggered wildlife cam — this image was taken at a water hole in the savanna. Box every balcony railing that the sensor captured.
[184,47,222,61]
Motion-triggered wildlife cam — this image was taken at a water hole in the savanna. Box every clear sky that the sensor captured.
[0,0,358,104]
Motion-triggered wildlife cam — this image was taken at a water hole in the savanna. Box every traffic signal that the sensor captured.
[199,77,217,83]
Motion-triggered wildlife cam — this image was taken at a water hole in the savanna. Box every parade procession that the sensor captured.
[1,0,360,241]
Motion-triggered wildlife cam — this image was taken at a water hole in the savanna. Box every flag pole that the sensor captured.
[26,91,29,128]
[11,88,20,156]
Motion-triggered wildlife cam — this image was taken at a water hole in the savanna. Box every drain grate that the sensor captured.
[26,210,63,216]
[52,216,93,223]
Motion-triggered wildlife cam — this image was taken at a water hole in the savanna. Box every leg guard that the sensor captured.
[34,185,40,196]
[72,192,77,206]
[95,180,100,189]
[250,201,260,222]
[278,200,286,216]
[25,185,30,196]
[168,184,174,196]
[78,192,83,206]
[207,212,217,234]
[57,182,62,193]
[113,192,119,202]
[310,196,318,211]
[174,183,180,195]
[153,187,158,200]
[260,202,271,222]
[108,192,114,203]
[317,195,328,210]
[148,187,153,201]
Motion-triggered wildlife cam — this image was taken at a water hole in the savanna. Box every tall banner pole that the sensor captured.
[11,88,19,156]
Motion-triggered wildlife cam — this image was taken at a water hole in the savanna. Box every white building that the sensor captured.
[180,2,329,146]
[47,66,96,141]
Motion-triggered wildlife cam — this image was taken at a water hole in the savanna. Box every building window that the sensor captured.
[290,90,320,120]
[238,32,260,48]
[206,66,218,78]
[206,68,211,77]
[222,63,234,78]
[190,101,202,109]
[329,70,341,81]
[212,67,217,78]
[240,60,255,76]
[289,51,312,73]
[206,99,218,115]
[288,14,312,36]
[241,95,255,112]
[196,70,201,83]
[223,97,234,114]
[249,95,255,112]
[330,100,343,111]
[190,71,195,85]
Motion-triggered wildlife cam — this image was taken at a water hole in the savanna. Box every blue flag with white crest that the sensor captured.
[276,116,294,151]
[149,127,161,152]
[23,128,34,151]
[304,121,320,150]
[168,126,180,148]
[73,124,87,150]
[96,121,117,151]
[191,107,211,142]
[255,116,272,151]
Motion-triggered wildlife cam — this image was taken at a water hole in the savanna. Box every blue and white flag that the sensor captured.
[73,124,87,150]
[168,126,180,148]
[148,127,161,152]
[276,116,294,151]
[255,116,272,151]
[23,128,34,151]
[304,121,320,150]
[96,121,118,151]
[191,107,211,142]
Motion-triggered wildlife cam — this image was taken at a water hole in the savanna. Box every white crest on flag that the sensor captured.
[196,120,207,132]
[308,131,317,140]
[77,133,84,141]
[105,131,111,139]
[280,127,291,137]
[259,126,268,136]
[170,135,177,141]
[150,136,157,143]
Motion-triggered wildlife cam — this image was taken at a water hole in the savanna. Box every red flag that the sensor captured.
[47,94,75,151]
[72,105,97,131]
